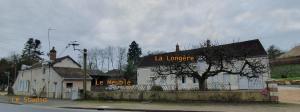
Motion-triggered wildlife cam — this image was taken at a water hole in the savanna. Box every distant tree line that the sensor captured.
[0,38,43,91]
[1,38,145,90]
[79,41,142,82]
[267,45,284,60]
[1,37,285,91]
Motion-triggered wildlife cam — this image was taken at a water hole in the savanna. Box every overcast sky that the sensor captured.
[1,0,300,59]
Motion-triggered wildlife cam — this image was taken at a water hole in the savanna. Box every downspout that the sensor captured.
[48,63,51,98]
[61,79,64,99]
[30,69,32,96]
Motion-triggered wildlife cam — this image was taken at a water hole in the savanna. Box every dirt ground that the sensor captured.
[278,85,300,104]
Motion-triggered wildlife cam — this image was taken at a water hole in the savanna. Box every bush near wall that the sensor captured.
[271,64,300,80]
[90,90,271,102]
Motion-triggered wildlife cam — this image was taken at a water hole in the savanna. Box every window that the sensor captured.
[43,67,46,74]
[193,77,197,83]
[66,83,73,88]
[27,80,30,92]
[160,76,167,84]
[181,76,186,83]
[223,73,230,84]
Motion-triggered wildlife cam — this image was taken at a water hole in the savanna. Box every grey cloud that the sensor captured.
[0,0,300,59]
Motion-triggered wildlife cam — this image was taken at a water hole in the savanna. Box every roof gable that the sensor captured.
[52,56,81,68]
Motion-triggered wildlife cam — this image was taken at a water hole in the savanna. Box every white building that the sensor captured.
[137,39,270,90]
[13,47,92,99]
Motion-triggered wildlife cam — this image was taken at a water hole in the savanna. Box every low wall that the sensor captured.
[90,90,272,102]
[268,80,300,85]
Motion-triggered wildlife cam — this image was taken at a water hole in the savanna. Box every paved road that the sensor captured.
[0,103,127,112]
[0,85,299,112]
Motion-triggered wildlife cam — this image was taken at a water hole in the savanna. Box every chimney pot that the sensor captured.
[50,47,56,61]
[176,43,180,52]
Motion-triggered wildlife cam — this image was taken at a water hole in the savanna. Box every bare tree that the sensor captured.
[87,46,125,71]
[97,48,106,71]
[104,47,110,70]
[146,50,166,55]
[116,47,127,71]
[87,48,99,70]
[152,40,267,90]
[106,46,115,70]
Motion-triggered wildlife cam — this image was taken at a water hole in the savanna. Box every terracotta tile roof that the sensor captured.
[138,39,267,67]
[53,67,92,80]
[88,70,105,76]
[30,62,43,69]
[89,69,123,77]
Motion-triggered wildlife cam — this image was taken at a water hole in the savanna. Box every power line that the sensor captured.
[58,45,69,57]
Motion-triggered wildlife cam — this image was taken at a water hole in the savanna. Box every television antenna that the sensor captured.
[67,41,83,52]
[66,40,88,99]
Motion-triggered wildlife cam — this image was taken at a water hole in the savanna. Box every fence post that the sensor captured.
[229,82,231,91]
[267,81,279,103]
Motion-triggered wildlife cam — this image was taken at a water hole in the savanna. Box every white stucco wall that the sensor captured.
[137,56,270,90]
[62,80,91,99]
[13,66,63,98]
[13,58,91,99]
[137,67,199,90]
[63,80,91,91]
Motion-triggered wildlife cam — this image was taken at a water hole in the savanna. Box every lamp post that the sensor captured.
[47,28,55,98]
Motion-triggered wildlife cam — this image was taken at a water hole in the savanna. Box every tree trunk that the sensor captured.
[198,78,206,91]
[175,76,178,91]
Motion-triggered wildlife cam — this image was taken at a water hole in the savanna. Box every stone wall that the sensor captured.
[90,90,272,102]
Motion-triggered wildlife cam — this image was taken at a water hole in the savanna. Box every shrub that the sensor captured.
[281,74,288,78]
[150,86,163,91]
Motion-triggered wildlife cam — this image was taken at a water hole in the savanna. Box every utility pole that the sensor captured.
[14,61,17,82]
[5,72,10,94]
[83,49,87,99]
[7,72,10,89]
[68,41,88,99]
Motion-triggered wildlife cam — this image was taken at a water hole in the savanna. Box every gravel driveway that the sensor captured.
[278,85,300,104]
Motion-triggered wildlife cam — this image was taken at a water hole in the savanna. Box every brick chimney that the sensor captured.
[176,43,180,52]
[206,40,211,47]
[49,47,56,61]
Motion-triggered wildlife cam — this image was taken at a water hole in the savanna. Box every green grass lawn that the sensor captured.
[271,64,300,80]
